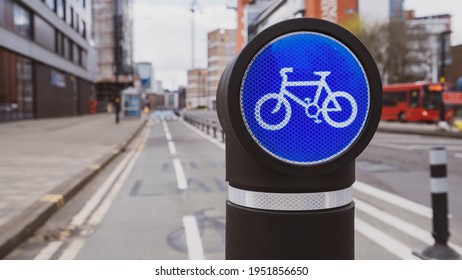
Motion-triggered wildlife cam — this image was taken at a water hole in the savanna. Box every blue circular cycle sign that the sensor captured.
[240,32,370,165]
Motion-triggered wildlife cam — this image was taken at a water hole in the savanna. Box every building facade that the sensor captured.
[407,13,452,82]
[207,29,236,110]
[238,0,360,50]
[237,0,404,51]
[0,0,97,122]
[445,45,462,86]
[186,68,206,108]
[92,0,133,112]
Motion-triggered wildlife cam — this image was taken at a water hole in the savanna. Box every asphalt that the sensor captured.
[0,113,147,258]
[0,110,461,259]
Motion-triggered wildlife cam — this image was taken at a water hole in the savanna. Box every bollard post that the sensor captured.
[413,146,461,260]
[217,18,382,259]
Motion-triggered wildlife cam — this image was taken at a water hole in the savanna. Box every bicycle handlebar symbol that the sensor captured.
[255,67,358,130]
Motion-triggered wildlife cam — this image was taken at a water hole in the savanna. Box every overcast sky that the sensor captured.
[133,0,462,90]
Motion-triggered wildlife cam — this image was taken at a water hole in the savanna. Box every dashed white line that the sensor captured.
[173,158,188,190]
[182,215,205,260]
[168,141,177,155]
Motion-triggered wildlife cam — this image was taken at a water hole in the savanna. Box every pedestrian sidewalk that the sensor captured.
[0,114,147,258]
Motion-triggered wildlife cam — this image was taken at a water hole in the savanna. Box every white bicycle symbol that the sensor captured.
[255,67,358,130]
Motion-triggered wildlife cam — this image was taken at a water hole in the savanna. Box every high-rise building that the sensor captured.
[207,28,236,110]
[240,0,359,48]
[0,0,97,122]
[92,0,134,112]
[186,68,207,108]
[406,13,452,82]
[237,0,404,51]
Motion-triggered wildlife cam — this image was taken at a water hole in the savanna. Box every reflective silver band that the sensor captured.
[228,186,352,211]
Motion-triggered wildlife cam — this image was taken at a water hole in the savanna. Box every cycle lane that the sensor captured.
[72,116,227,259]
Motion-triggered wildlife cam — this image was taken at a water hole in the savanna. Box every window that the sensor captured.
[63,36,70,59]
[409,90,420,108]
[73,44,81,65]
[81,20,86,38]
[56,31,63,56]
[81,50,87,68]
[45,0,56,12]
[383,91,406,107]
[57,0,65,19]
[0,1,32,38]
[0,49,34,122]
[423,85,442,110]
[69,7,74,27]
[74,13,79,32]
[66,4,72,26]
[34,15,55,51]
[68,39,73,61]
[13,2,31,37]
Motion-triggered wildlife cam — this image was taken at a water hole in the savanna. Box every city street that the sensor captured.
[5,111,462,260]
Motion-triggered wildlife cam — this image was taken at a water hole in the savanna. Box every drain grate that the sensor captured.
[43,225,81,242]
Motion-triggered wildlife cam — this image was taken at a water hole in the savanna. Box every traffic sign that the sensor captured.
[220,18,382,176]
[241,32,369,165]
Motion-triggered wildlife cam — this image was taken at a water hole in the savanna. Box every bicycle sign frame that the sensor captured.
[255,67,358,130]
[218,18,382,177]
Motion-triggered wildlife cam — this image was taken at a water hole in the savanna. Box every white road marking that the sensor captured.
[355,218,418,260]
[173,158,188,190]
[58,238,87,260]
[454,153,462,159]
[182,215,205,260]
[162,120,169,133]
[168,141,177,155]
[87,139,144,227]
[58,129,149,260]
[165,131,172,141]
[356,198,462,253]
[354,181,432,219]
[71,151,134,227]
[182,116,462,257]
[33,241,63,260]
[33,125,150,260]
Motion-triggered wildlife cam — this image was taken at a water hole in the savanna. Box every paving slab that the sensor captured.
[0,114,147,258]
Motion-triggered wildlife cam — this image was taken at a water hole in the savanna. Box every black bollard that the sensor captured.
[413,146,461,260]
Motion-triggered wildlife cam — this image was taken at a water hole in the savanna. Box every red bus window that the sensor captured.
[409,90,419,108]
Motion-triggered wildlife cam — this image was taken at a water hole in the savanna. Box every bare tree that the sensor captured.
[345,18,432,84]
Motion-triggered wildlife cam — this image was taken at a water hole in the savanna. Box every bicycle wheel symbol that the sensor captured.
[255,93,291,130]
[167,209,225,256]
[322,91,358,128]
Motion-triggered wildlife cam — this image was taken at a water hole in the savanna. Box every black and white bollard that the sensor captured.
[414,146,461,260]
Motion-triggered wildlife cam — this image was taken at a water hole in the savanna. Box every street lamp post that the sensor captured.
[438,30,451,125]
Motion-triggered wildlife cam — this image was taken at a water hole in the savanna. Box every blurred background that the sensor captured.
[1,0,462,260]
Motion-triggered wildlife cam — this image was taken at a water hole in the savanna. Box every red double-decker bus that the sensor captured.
[381,82,445,122]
